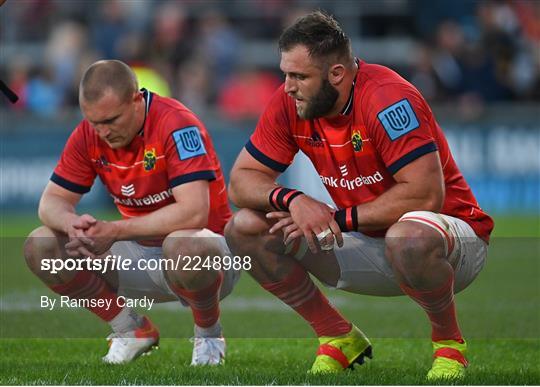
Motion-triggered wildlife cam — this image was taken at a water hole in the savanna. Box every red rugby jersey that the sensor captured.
[52,90,231,235]
[247,61,493,241]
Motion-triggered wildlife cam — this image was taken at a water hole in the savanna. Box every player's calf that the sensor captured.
[163,228,228,365]
[226,210,356,370]
[386,214,467,377]
[25,227,150,363]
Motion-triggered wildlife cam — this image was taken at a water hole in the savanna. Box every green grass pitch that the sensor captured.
[1,215,539,385]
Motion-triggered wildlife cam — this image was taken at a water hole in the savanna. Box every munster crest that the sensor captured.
[143,148,157,171]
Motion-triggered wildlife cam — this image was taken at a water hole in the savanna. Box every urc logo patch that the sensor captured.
[377,99,419,141]
[172,126,207,160]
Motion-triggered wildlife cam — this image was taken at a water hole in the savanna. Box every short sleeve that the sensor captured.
[51,124,96,194]
[161,110,217,188]
[364,83,438,174]
[247,86,299,172]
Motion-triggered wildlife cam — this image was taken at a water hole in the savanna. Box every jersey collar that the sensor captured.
[138,88,153,136]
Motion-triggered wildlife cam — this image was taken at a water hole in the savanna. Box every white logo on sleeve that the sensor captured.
[121,184,135,197]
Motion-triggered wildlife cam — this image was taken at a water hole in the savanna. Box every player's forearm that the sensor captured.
[355,182,443,231]
[38,194,78,234]
[111,202,208,240]
[229,168,277,211]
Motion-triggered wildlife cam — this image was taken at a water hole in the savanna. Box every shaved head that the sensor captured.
[79,60,138,104]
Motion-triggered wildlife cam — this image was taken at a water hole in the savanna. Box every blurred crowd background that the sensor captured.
[1,0,539,121]
[1,0,539,217]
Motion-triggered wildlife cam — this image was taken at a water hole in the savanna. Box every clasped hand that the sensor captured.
[64,214,118,258]
[267,195,343,253]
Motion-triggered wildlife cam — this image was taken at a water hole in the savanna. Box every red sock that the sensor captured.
[400,275,463,342]
[49,270,122,321]
[169,272,223,328]
[262,264,351,337]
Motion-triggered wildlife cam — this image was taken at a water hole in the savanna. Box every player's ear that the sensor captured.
[131,90,143,109]
[328,64,345,86]
[133,90,143,102]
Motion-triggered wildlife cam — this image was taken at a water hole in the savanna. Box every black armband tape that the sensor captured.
[334,206,358,232]
[268,187,304,211]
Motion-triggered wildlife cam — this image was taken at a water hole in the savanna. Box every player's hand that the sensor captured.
[267,211,302,244]
[287,195,343,253]
[65,238,97,259]
[64,214,96,258]
[71,214,97,231]
[82,220,119,256]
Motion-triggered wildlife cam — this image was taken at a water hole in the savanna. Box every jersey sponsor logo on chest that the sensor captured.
[121,184,135,197]
[111,188,172,207]
[319,170,383,191]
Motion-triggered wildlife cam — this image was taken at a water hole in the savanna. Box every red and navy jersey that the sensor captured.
[52,90,231,235]
[247,60,494,241]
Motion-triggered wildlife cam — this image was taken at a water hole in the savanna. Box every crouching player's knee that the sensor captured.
[23,226,63,275]
[162,228,224,290]
[225,209,269,243]
[226,209,286,254]
[385,212,449,288]
[225,209,302,282]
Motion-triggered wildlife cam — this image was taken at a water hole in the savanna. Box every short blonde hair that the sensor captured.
[79,60,138,104]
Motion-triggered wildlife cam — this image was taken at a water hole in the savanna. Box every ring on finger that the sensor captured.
[316,228,333,241]
[316,228,335,251]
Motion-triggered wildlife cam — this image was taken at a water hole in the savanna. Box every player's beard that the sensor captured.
[298,78,339,120]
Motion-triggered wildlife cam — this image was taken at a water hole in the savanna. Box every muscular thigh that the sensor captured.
[330,233,402,296]
[439,214,488,293]
[112,233,240,304]
[110,241,177,302]
[398,211,488,293]
[292,212,487,297]
[297,248,342,288]
[291,234,401,296]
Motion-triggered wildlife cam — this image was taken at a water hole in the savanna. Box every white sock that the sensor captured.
[194,320,222,338]
[109,308,142,333]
